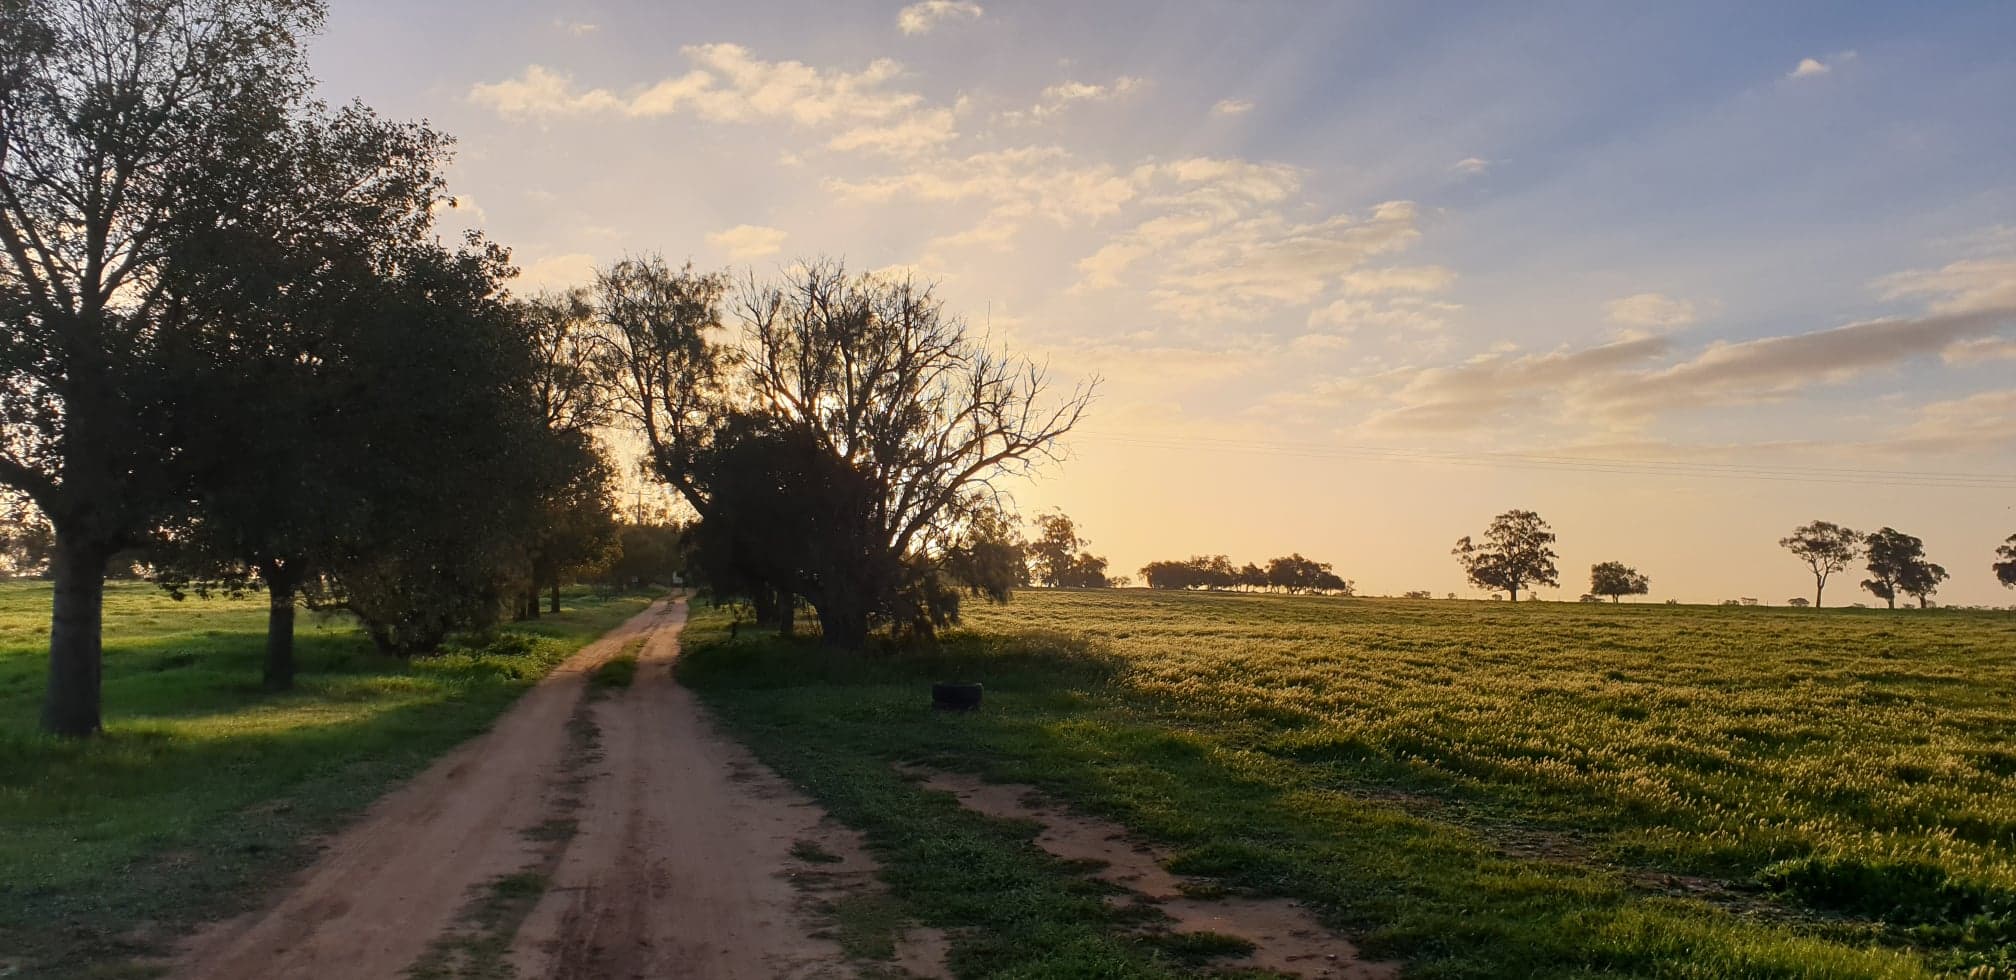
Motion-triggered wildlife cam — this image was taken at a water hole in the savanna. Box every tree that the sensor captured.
[149,97,456,689]
[1452,510,1559,602]
[1778,521,1860,609]
[1994,534,2016,591]
[1026,510,1108,588]
[1588,561,1649,602]
[602,259,1094,646]
[0,0,332,735]
[1861,527,1941,610]
[513,290,619,618]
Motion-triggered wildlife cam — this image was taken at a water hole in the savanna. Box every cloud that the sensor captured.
[1212,98,1253,116]
[1359,336,1671,433]
[1003,76,1146,122]
[1787,51,1854,80]
[1876,388,2016,454]
[555,19,597,36]
[1876,257,2016,314]
[827,146,1142,221]
[707,224,789,259]
[1943,336,2016,365]
[1605,292,1698,331]
[469,46,949,153]
[1342,265,1456,296]
[1148,201,1423,321]
[512,252,599,293]
[898,0,983,35]
[1449,157,1491,176]
[1595,308,2014,413]
[1309,297,2016,439]
[430,194,487,229]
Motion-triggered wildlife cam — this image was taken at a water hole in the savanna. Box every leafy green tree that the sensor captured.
[1780,521,1861,609]
[1453,510,1559,602]
[1589,561,1650,602]
[150,99,454,689]
[0,0,328,734]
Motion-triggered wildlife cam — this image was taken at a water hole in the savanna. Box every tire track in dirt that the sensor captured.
[507,600,876,980]
[911,768,1401,979]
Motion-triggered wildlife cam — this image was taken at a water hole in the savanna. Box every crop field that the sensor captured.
[678,589,2016,978]
[0,581,655,978]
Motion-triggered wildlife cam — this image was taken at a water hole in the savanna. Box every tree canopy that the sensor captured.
[1780,521,1861,609]
[1452,510,1558,602]
[1589,561,1650,602]
[598,257,1094,646]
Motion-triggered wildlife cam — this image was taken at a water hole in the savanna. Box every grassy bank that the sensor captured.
[677,589,2016,978]
[0,581,657,979]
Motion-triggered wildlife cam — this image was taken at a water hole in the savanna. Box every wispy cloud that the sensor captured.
[1449,156,1491,176]
[1605,292,1698,332]
[897,0,982,35]
[1002,76,1147,123]
[554,18,597,36]
[707,224,789,259]
[469,46,956,156]
[1212,98,1254,116]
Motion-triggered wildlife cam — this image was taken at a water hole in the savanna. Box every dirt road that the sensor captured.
[174,597,868,980]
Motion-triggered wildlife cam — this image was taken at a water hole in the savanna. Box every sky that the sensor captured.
[311,1,2016,606]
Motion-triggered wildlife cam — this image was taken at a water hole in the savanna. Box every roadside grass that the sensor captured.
[676,589,2016,978]
[0,580,656,979]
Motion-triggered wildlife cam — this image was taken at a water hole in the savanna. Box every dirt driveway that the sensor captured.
[173,597,870,979]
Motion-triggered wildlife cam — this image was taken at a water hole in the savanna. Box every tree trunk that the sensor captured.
[779,590,796,638]
[1886,593,1896,610]
[1509,586,1519,603]
[1814,575,1824,609]
[523,586,540,620]
[42,533,110,737]
[1611,595,1619,603]
[750,586,779,627]
[262,562,298,692]
[816,601,867,649]
[549,580,561,614]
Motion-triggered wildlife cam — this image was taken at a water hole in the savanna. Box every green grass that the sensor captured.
[676,589,2016,978]
[589,640,643,690]
[0,580,657,979]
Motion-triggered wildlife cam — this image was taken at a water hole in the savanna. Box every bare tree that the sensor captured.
[735,262,1095,644]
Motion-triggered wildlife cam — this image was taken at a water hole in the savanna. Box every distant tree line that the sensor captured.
[1138,553,1353,594]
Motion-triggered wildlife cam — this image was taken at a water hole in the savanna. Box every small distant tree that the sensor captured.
[1026,511,1108,587]
[1780,521,1861,608]
[1787,597,1810,608]
[1588,561,1650,602]
[1994,534,2016,590]
[1452,510,1558,602]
